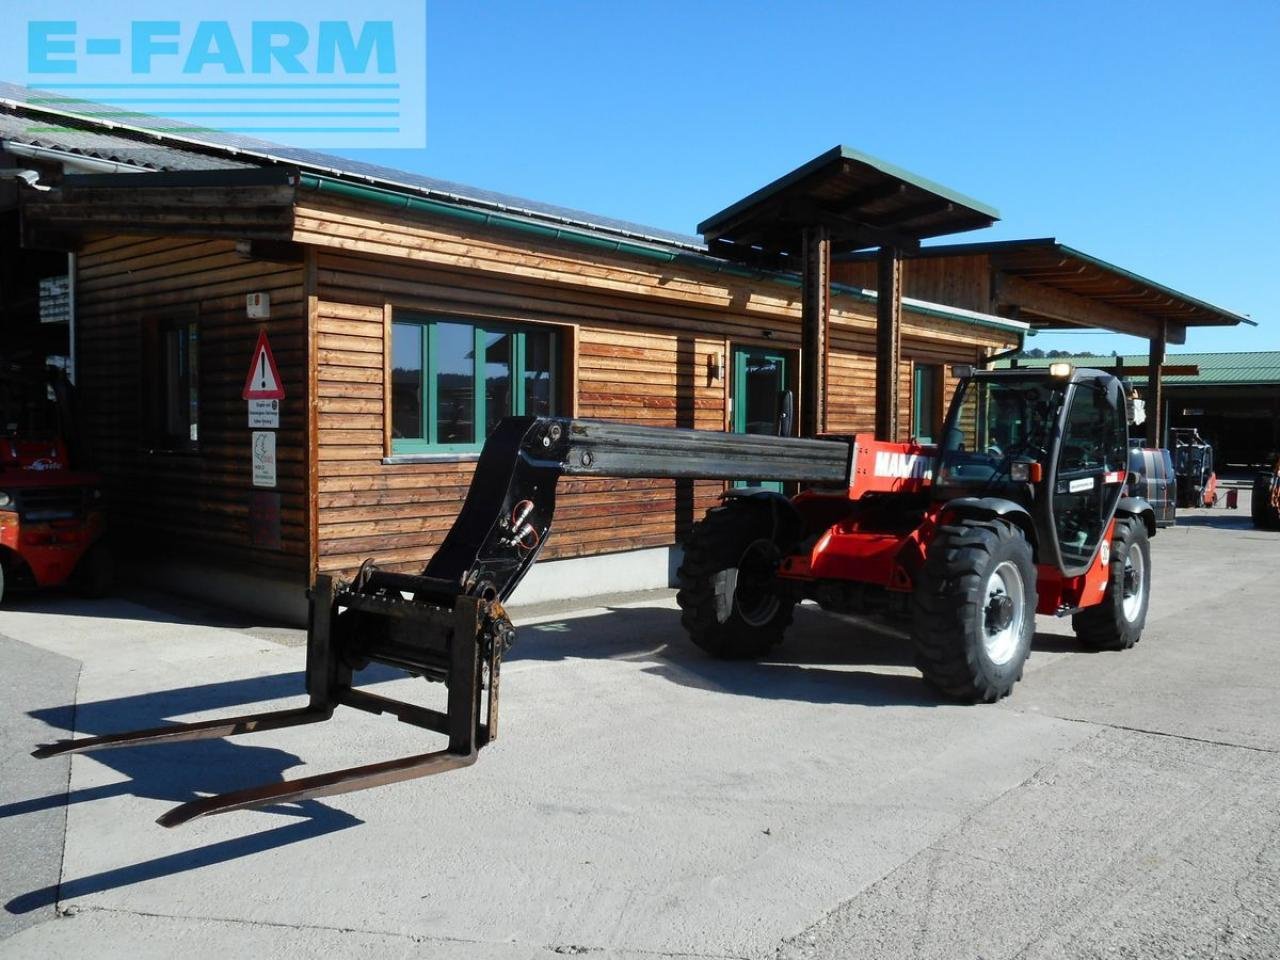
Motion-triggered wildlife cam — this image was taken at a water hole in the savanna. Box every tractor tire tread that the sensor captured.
[911,517,1035,702]
[677,502,794,660]
[1073,518,1149,650]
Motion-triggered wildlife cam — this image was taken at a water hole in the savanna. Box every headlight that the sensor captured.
[0,491,12,509]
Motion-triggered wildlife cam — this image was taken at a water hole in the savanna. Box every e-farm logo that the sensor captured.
[9,1,426,149]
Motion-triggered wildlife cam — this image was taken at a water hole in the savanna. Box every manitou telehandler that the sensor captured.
[36,363,1156,826]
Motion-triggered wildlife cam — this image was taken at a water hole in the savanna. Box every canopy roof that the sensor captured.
[697,146,999,262]
[884,237,1252,332]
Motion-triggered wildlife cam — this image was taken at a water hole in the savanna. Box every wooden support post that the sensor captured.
[875,246,903,442]
[800,225,830,437]
[1146,321,1167,448]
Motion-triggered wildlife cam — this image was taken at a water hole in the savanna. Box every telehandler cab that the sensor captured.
[35,364,1155,826]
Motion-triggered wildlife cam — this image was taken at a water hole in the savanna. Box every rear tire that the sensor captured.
[1072,518,1149,650]
[0,562,6,606]
[676,500,794,659]
[912,518,1037,702]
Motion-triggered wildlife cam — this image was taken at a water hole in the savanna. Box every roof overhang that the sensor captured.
[697,146,999,265]
[843,237,1253,345]
[20,168,298,249]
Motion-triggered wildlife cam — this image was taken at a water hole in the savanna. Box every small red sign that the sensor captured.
[242,330,285,401]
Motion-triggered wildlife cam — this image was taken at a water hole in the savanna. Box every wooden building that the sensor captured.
[2,90,1254,620]
[17,91,1193,620]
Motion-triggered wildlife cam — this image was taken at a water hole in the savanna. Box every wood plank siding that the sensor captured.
[298,193,1016,581]
[834,255,993,316]
[63,189,1015,591]
[75,236,309,577]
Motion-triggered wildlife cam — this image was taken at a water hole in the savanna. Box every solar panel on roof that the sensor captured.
[0,81,704,251]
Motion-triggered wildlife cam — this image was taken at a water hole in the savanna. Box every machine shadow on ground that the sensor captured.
[0,589,306,642]
[4,593,1096,913]
[3,667,390,916]
[510,602,1085,708]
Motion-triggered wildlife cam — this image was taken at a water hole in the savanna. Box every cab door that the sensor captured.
[1050,378,1130,573]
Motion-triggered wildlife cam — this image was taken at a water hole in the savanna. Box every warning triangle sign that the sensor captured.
[242,330,286,400]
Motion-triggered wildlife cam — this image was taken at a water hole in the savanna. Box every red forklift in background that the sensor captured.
[0,360,111,604]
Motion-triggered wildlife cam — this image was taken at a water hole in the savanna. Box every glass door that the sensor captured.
[912,363,942,443]
[731,345,792,491]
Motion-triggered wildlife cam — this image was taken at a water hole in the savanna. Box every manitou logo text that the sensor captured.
[873,451,933,480]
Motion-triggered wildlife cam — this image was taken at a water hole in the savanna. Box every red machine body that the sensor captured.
[777,435,1116,617]
[0,436,106,590]
[0,366,109,601]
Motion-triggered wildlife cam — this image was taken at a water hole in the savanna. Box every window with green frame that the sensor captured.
[390,316,559,454]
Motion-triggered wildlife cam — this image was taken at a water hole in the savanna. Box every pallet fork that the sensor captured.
[34,418,847,826]
[35,574,503,827]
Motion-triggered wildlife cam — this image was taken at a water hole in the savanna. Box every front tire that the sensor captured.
[1072,518,1150,650]
[676,500,794,659]
[912,518,1037,702]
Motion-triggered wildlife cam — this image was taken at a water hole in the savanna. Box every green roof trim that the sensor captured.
[698,144,1000,237]
[995,351,1280,387]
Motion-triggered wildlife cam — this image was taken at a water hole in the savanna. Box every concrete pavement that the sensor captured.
[1,492,1278,959]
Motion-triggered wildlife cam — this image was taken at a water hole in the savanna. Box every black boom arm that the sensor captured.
[426,417,849,603]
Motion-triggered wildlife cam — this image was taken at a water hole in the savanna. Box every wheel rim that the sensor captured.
[712,538,781,627]
[982,560,1025,665]
[1122,544,1146,622]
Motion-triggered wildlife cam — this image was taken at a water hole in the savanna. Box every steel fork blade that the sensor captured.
[156,747,477,827]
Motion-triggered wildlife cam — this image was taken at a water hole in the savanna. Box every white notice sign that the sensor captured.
[249,399,280,428]
[252,431,277,488]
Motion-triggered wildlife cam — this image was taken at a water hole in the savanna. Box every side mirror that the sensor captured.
[776,390,795,437]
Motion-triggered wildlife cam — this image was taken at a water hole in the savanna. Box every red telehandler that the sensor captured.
[36,363,1155,826]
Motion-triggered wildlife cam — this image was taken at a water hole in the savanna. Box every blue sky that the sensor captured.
[340,0,1279,355]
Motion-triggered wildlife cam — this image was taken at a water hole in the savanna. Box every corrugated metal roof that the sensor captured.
[996,351,1280,386]
[0,110,252,172]
[0,81,703,251]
